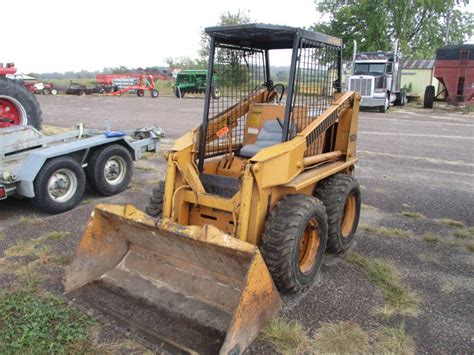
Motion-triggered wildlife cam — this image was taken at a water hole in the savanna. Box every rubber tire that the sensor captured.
[211,86,221,100]
[151,89,159,98]
[137,89,145,97]
[314,174,361,254]
[261,194,328,293]
[379,95,389,113]
[51,89,58,95]
[43,88,51,95]
[0,77,42,130]
[175,88,185,98]
[424,85,435,109]
[146,180,165,217]
[31,156,86,214]
[79,90,86,96]
[86,144,133,196]
[395,89,406,106]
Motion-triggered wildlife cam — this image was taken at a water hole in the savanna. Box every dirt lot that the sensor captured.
[1,95,473,353]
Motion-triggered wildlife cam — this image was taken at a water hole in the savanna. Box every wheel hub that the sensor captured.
[48,169,77,202]
[341,193,357,238]
[299,218,320,274]
[104,156,126,185]
[0,96,27,128]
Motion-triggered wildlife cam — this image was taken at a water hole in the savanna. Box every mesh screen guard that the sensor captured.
[198,34,342,168]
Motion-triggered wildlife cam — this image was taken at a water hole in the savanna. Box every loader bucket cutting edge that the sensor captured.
[65,204,282,354]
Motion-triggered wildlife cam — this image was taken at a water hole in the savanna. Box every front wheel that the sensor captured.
[86,144,133,196]
[261,194,328,293]
[32,156,86,214]
[379,95,389,113]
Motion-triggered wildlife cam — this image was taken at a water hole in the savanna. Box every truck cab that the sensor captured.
[348,51,405,112]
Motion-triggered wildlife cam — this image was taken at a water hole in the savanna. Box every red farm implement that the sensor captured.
[96,69,160,98]
[1,63,42,130]
[424,44,474,108]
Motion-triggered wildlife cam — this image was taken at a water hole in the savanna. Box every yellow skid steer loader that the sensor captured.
[65,24,361,354]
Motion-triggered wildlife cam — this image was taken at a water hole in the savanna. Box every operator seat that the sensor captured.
[239,119,284,158]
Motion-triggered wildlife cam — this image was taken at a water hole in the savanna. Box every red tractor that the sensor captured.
[424,44,474,108]
[0,63,42,130]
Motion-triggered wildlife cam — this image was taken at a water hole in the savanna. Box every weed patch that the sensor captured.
[436,218,465,228]
[19,215,44,226]
[260,318,313,354]
[423,233,440,243]
[371,323,415,354]
[0,291,93,353]
[5,231,70,257]
[360,224,411,238]
[314,321,369,353]
[401,211,425,219]
[346,252,419,317]
[453,230,471,239]
[466,243,474,253]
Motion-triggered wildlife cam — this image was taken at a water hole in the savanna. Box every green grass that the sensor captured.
[401,211,425,219]
[360,224,411,238]
[0,232,5,241]
[19,215,44,226]
[466,243,474,253]
[260,318,313,354]
[5,231,71,257]
[314,321,369,354]
[371,323,415,355]
[453,230,471,239]
[435,218,465,228]
[423,233,440,243]
[346,252,420,317]
[0,291,93,353]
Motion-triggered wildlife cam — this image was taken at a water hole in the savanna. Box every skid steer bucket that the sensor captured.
[65,204,282,354]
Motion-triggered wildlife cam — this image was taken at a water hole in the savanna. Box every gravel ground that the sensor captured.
[1,95,473,353]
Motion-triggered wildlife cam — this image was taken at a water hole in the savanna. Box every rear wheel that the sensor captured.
[146,180,165,217]
[314,174,361,254]
[424,85,435,109]
[261,194,328,293]
[32,156,86,214]
[86,144,133,196]
[137,89,145,97]
[0,77,42,130]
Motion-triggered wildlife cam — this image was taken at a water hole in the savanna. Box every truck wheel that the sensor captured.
[379,95,389,113]
[137,89,145,97]
[261,194,328,293]
[32,156,86,214]
[395,89,406,106]
[314,174,361,254]
[0,77,42,130]
[211,86,221,100]
[424,85,435,109]
[146,180,165,217]
[151,89,159,98]
[86,144,133,196]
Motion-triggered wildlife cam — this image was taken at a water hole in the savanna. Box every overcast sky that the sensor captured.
[3,0,473,73]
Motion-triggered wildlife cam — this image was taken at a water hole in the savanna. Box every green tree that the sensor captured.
[198,9,252,63]
[312,0,473,59]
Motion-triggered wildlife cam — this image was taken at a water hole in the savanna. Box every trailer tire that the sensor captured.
[32,156,86,214]
[151,89,159,98]
[145,180,165,217]
[424,85,435,109]
[51,89,58,95]
[137,89,145,97]
[211,86,221,100]
[0,77,42,130]
[314,174,361,254]
[43,88,51,95]
[86,144,133,196]
[261,194,328,293]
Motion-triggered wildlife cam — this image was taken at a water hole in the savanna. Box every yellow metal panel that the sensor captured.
[282,159,358,191]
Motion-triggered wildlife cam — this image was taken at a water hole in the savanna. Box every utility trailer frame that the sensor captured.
[0,124,164,213]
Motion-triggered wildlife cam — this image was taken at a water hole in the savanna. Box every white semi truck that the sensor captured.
[347,44,406,112]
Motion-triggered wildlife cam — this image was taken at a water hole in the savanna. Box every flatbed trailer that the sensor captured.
[0,124,164,214]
